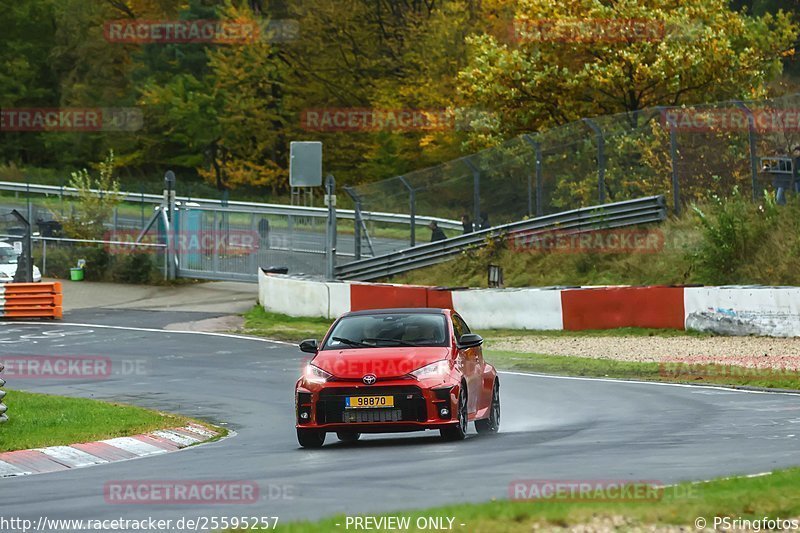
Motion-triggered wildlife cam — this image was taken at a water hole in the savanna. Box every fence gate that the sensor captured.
[173,205,331,281]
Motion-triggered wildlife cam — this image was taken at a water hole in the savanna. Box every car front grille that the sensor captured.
[316,386,427,424]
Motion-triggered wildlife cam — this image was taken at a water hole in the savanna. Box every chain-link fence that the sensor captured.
[351,93,800,238]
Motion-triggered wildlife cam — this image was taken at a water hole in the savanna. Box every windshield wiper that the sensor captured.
[361,337,422,347]
[331,336,370,348]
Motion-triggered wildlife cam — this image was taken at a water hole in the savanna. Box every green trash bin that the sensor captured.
[70,267,84,281]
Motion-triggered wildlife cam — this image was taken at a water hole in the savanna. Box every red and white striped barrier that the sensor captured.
[0,423,218,477]
[258,271,800,337]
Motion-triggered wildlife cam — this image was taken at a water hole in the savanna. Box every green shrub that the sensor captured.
[689,188,778,285]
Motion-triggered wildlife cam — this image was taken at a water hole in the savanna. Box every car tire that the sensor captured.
[440,386,467,441]
[475,380,500,435]
[297,429,326,448]
[336,431,361,443]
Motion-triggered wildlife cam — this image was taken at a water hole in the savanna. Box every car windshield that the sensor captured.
[323,313,448,349]
[0,247,17,265]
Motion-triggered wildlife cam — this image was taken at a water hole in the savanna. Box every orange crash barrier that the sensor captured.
[0,282,63,319]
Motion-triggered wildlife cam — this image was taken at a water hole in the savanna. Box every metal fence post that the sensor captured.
[0,362,7,424]
[582,118,606,204]
[464,159,481,226]
[399,176,416,247]
[668,124,682,216]
[325,175,337,280]
[343,186,362,260]
[522,134,543,216]
[734,101,760,201]
[164,171,177,280]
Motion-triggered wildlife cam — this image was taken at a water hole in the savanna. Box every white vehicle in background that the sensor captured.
[0,241,42,283]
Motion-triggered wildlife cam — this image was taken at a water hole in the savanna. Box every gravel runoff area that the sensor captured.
[489,335,800,370]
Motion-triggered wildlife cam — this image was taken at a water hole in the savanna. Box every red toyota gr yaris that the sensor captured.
[294,308,500,448]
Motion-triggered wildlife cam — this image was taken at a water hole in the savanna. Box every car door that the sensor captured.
[453,313,482,413]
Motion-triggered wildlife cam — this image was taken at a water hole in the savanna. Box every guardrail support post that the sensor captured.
[523,134,544,217]
[325,175,337,280]
[734,101,760,201]
[582,118,606,204]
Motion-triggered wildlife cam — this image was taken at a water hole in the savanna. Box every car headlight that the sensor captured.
[409,360,450,380]
[304,364,333,384]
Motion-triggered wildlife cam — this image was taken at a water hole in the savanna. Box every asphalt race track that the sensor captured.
[2,313,800,527]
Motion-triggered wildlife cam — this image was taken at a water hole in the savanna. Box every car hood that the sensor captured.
[312,346,450,379]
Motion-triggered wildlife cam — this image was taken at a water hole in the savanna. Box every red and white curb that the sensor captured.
[0,423,218,478]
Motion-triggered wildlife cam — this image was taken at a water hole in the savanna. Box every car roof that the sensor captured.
[342,307,450,317]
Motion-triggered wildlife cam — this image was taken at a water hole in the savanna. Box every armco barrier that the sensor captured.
[258,272,800,337]
[0,282,63,319]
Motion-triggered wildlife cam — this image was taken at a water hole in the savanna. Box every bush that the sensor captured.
[689,189,779,285]
[36,245,160,284]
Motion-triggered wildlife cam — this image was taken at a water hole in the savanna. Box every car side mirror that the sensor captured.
[299,339,319,354]
[457,333,483,349]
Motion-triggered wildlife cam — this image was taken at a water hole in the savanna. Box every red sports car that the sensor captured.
[294,308,500,448]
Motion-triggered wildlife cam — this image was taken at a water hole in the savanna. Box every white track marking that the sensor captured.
[100,437,167,457]
[0,460,30,477]
[0,321,294,345]
[499,370,800,397]
[152,430,200,447]
[38,446,108,467]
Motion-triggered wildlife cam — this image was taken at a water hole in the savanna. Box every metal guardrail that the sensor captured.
[336,196,667,280]
[0,363,7,424]
[0,181,461,230]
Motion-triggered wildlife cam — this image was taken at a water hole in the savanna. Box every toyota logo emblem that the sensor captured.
[362,374,377,385]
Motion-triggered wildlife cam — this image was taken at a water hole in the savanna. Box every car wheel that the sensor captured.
[336,431,361,443]
[475,380,500,434]
[297,429,326,448]
[440,386,467,441]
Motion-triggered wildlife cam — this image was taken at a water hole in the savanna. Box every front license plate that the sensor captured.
[345,396,394,409]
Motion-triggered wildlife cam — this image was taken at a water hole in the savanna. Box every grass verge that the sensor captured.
[240,306,332,343]
[260,468,800,531]
[0,390,219,453]
[486,350,800,390]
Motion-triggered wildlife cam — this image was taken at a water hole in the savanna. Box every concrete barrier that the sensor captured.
[257,272,800,337]
[452,288,562,330]
[685,286,800,337]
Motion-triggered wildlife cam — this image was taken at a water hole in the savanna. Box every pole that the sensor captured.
[343,186,362,260]
[399,176,415,247]
[582,118,606,204]
[325,175,337,280]
[734,101,760,201]
[522,134,543,216]
[164,170,176,280]
[464,159,481,227]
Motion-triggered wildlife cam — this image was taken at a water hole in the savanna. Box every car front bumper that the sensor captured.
[296,378,461,433]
